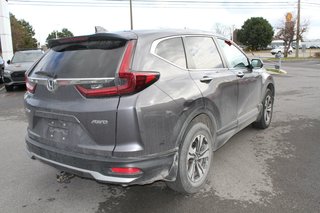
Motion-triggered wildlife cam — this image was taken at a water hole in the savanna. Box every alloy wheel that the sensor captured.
[264,95,273,124]
[187,134,210,183]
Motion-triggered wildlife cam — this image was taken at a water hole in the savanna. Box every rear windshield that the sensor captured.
[30,40,127,78]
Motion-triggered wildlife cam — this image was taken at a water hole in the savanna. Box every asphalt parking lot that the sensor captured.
[0,60,320,213]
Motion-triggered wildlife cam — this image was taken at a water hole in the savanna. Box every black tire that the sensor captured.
[166,121,213,194]
[5,85,14,92]
[253,89,274,129]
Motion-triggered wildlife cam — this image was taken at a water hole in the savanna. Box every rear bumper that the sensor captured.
[26,136,177,185]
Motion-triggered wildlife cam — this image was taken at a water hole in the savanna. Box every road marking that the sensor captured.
[0,86,4,92]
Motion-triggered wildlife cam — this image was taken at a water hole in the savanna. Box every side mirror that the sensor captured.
[7,60,11,64]
[251,58,263,68]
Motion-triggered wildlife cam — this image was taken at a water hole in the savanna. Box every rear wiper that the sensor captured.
[34,71,56,78]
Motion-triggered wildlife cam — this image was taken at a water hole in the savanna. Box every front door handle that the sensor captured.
[200,76,213,83]
[237,71,245,78]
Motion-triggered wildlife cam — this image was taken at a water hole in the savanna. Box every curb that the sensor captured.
[266,69,287,75]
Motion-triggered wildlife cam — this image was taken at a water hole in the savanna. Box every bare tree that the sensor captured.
[275,13,309,57]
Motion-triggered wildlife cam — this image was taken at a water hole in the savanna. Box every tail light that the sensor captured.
[25,74,36,93]
[76,40,160,98]
[111,167,142,175]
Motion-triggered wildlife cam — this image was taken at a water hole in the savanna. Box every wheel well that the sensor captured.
[168,113,217,182]
[189,113,216,141]
[267,83,275,96]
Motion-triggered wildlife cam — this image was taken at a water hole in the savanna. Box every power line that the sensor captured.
[9,0,295,6]
[8,4,297,10]
[303,2,320,6]
[12,0,319,14]
[9,0,298,9]
[10,0,293,3]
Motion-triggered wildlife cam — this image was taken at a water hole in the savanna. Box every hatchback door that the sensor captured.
[184,36,238,135]
[25,35,132,157]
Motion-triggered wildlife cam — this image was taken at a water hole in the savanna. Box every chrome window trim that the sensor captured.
[28,77,115,85]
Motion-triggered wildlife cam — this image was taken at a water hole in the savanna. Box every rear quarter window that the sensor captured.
[154,37,186,69]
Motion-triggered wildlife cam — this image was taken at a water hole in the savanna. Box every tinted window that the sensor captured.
[155,37,186,68]
[12,51,43,63]
[217,39,249,68]
[184,37,223,70]
[30,40,126,78]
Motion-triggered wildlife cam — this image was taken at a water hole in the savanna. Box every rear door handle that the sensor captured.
[237,71,245,78]
[200,76,213,83]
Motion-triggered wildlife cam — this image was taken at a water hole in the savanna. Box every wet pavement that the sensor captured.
[0,60,319,213]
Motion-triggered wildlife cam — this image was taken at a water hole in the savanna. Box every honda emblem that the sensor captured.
[47,79,57,92]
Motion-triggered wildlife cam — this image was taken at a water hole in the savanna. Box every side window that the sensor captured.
[155,37,186,68]
[217,39,249,68]
[184,37,223,70]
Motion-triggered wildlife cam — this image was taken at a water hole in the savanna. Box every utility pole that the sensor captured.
[295,0,301,58]
[129,0,133,30]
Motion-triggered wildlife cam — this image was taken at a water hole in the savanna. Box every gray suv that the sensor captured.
[24,30,274,193]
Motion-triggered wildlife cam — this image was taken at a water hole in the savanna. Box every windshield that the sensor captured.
[12,51,43,63]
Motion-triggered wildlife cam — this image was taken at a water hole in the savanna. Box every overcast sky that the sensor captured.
[7,0,320,45]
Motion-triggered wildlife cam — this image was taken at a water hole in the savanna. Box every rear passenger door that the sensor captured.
[184,36,238,134]
[216,39,262,127]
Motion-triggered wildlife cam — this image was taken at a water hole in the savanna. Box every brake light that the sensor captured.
[25,75,36,93]
[76,40,160,98]
[111,167,142,175]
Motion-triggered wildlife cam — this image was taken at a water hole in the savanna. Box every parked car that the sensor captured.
[24,30,275,194]
[270,46,293,55]
[3,49,43,91]
[0,56,4,83]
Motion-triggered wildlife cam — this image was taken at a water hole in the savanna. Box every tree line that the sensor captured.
[9,13,73,52]
[9,13,308,57]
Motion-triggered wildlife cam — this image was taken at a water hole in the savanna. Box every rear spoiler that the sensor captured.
[48,33,134,48]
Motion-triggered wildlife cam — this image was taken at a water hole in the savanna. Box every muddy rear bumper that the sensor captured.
[26,136,178,185]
